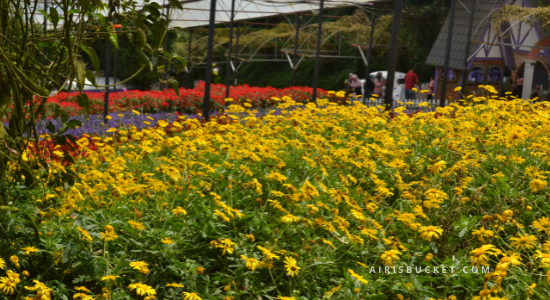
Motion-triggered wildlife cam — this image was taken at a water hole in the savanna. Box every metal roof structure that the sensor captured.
[183,13,373,64]
[168,0,391,94]
[31,0,380,29]
[169,0,382,29]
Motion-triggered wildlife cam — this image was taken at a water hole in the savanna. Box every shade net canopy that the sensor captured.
[166,0,382,29]
[31,0,384,29]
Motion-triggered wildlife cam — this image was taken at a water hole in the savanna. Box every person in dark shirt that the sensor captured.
[513,76,524,99]
[344,73,353,97]
[404,67,420,101]
[363,76,375,104]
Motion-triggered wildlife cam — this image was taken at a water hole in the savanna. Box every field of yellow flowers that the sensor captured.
[3,96,550,300]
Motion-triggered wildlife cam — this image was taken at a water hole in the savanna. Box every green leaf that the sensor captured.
[169,79,180,96]
[85,69,96,86]
[144,44,154,55]
[49,7,59,29]
[137,51,153,72]
[95,13,106,27]
[79,45,100,75]
[169,0,183,10]
[76,60,86,92]
[109,33,119,50]
[67,120,82,129]
[66,135,77,146]
[61,242,73,263]
[170,55,187,73]
[72,275,87,284]
[135,29,147,50]
[61,111,69,123]
[75,93,90,116]
[143,3,161,18]
[79,0,90,12]
[46,121,56,133]
[63,152,75,164]
[58,123,69,134]
[92,0,104,9]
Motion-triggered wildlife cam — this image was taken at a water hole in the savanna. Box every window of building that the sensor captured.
[440,69,457,81]
[486,66,501,82]
[468,67,484,83]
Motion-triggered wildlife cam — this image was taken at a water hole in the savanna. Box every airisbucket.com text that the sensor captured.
[370,266,490,274]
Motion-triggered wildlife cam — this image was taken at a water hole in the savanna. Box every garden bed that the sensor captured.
[43,84,335,117]
[2,98,549,300]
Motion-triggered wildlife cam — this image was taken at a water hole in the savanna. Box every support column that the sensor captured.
[522,59,537,100]
[434,67,440,103]
[114,28,119,92]
[364,15,375,102]
[104,29,112,122]
[440,0,458,106]
[203,0,217,121]
[384,0,404,110]
[459,0,476,100]
[163,3,170,90]
[312,0,325,102]
[185,29,193,88]
[234,22,240,86]
[291,13,300,86]
[225,0,236,99]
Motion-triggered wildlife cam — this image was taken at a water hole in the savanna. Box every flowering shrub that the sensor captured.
[4,96,550,300]
[42,84,333,118]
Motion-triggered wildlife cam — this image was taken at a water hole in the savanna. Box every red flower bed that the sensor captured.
[45,83,331,117]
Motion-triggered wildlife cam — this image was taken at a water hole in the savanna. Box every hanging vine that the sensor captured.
[492,5,550,35]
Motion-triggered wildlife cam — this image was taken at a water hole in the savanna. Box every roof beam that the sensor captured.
[351,43,405,48]
[300,14,346,18]
[171,19,282,26]
[470,40,550,49]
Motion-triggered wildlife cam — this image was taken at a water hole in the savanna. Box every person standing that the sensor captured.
[404,67,420,101]
[427,76,435,101]
[503,77,513,99]
[349,75,362,102]
[363,76,375,104]
[344,73,353,97]
[373,72,385,100]
[514,76,524,99]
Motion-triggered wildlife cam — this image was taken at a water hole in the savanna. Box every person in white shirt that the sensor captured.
[349,75,362,102]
